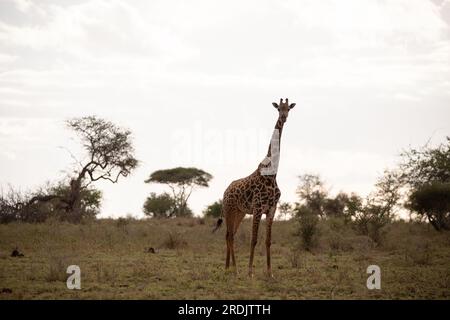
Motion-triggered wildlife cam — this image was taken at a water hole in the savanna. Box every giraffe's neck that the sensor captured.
[267,117,284,157]
[258,117,285,176]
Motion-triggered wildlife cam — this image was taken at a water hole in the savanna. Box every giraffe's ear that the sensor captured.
[289,103,296,109]
[272,102,279,109]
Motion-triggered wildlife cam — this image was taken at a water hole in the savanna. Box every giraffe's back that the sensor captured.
[223,172,280,215]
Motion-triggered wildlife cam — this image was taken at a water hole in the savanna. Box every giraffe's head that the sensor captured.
[272,98,295,123]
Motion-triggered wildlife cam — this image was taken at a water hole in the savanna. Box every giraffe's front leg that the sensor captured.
[266,206,276,278]
[248,210,262,278]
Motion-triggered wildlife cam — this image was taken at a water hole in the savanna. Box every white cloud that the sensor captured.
[0,52,17,64]
[394,92,420,101]
[1,0,192,63]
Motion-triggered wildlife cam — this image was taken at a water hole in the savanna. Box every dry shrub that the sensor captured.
[288,248,302,268]
[328,233,353,252]
[349,235,376,252]
[324,218,355,252]
[190,269,210,281]
[405,240,432,266]
[46,256,69,282]
[161,232,188,249]
[174,217,196,227]
[353,214,389,246]
[95,262,118,283]
[116,217,130,233]
[188,219,197,227]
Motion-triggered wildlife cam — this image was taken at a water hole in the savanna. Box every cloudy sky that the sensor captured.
[1,0,449,218]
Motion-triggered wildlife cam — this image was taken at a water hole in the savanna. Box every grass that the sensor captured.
[0,217,449,299]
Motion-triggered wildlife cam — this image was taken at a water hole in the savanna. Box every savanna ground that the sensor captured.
[0,217,449,299]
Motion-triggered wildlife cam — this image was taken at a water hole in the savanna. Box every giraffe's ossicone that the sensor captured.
[213,98,296,277]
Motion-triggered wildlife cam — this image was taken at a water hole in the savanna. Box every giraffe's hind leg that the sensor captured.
[225,230,231,270]
[229,231,236,272]
[229,211,246,272]
[233,211,246,234]
[224,208,237,271]
[225,218,232,270]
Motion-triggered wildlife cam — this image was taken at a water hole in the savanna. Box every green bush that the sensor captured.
[203,200,222,218]
[353,208,389,246]
[143,192,176,218]
[408,182,450,231]
[294,206,320,251]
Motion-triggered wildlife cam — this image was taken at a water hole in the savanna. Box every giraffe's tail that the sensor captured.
[212,215,223,233]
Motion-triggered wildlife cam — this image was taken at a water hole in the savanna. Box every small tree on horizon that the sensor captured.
[296,174,328,216]
[399,137,450,231]
[278,202,293,220]
[203,200,222,218]
[145,167,213,217]
[407,182,450,231]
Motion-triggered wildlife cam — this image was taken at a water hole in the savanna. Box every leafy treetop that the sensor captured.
[145,167,212,187]
[67,115,139,185]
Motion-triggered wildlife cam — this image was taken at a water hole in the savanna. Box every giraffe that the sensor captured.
[213,98,296,277]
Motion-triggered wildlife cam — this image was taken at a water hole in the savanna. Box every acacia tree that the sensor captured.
[18,116,138,223]
[400,137,450,231]
[145,167,212,217]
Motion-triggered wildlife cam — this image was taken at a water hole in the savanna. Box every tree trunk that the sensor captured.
[66,178,82,223]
